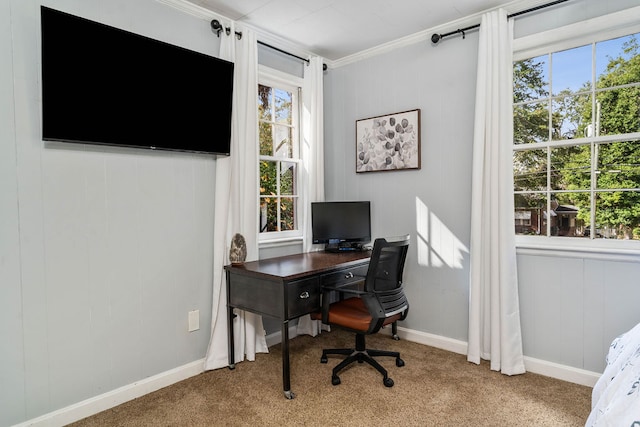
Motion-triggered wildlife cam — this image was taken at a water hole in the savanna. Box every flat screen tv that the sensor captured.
[40,6,233,155]
[311,201,371,251]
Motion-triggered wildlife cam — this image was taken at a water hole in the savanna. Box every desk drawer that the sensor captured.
[321,264,368,287]
[287,277,320,319]
[228,272,283,318]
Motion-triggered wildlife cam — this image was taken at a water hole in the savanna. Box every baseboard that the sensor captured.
[523,356,600,387]
[18,327,600,426]
[397,326,599,387]
[19,326,302,427]
[269,324,599,386]
[265,324,299,348]
[392,325,469,355]
[15,359,205,427]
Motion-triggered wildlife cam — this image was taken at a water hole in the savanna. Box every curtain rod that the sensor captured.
[430,0,570,44]
[258,41,328,71]
[210,20,327,71]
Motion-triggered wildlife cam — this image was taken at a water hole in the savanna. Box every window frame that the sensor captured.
[258,65,304,245]
[512,7,640,255]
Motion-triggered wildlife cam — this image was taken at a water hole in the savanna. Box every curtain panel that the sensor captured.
[467,9,526,376]
[204,25,268,371]
[296,56,326,337]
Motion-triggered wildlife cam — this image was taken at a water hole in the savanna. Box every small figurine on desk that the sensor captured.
[229,233,247,265]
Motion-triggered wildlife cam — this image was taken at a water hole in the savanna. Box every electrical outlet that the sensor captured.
[188,310,199,332]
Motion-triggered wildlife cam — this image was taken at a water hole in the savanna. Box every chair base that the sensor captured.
[320,333,404,387]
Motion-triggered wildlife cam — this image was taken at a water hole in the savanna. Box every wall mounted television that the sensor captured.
[311,201,371,251]
[40,6,233,155]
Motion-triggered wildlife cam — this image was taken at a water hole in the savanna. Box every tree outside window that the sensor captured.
[513,33,640,240]
[258,82,300,235]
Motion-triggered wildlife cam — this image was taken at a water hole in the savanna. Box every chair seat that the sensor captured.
[326,297,401,332]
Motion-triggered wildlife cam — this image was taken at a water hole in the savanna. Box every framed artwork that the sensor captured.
[356,109,421,173]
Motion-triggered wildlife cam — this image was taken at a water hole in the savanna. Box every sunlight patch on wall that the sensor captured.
[416,197,468,269]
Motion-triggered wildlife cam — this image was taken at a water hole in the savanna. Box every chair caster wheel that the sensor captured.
[331,375,341,386]
[383,377,394,387]
[396,358,405,367]
[320,355,328,364]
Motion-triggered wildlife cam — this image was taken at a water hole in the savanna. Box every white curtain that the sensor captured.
[296,56,326,337]
[204,24,268,371]
[467,9,525,376]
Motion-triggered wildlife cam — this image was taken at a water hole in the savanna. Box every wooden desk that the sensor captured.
[225,250,371,399]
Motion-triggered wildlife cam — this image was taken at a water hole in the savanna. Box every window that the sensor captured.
[513,32,640,241]
[258,71,302,241]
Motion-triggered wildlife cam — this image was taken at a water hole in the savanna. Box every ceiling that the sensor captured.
[185,0,520,62]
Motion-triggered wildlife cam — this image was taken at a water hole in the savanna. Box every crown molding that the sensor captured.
[155,0,574,69]
[328,0,570,69]
[155,0,319,62]
[154,0,224,20]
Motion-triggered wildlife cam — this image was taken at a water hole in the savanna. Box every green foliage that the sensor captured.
[513,58,548,102]
[513,58,549,144]
[258,84,296,232]
[514,35,640,237]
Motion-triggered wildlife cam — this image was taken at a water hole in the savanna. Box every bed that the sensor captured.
[586,322,640,426]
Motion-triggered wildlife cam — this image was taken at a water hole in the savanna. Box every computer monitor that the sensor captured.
[311,201,371,251]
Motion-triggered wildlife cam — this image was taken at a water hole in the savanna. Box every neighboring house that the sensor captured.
[515,203,581,237]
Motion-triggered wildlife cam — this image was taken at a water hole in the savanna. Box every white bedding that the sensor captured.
[586,322,640,426]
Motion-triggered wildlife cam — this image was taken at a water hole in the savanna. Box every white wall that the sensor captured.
[0,1,220,425]
[323,0,640,378]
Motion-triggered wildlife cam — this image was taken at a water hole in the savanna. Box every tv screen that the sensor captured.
[311,201,371,247]
[40,6,233,155]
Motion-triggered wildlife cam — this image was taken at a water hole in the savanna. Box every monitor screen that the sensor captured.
[311,201,371,245]
[40,6,233,155]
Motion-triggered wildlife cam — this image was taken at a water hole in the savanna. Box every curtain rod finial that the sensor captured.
[431,33,441,44]
[210,19,223,37]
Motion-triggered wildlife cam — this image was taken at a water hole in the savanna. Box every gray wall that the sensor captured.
[518,252,640,372]
[323,0,640,375]
[0,0,220,425]
[324,36,477,343]
[3,0,640,425]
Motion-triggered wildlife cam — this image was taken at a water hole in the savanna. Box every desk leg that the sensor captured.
[227,271,236,370]
[227,306,236,369]
[282,321,295,399]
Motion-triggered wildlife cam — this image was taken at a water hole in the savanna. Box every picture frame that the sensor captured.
[356,109,421,173]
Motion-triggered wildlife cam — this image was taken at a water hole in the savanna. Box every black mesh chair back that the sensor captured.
[361,236,410,333]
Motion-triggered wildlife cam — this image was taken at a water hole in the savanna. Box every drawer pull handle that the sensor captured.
[344,272,354,279]
[299,291,310,299]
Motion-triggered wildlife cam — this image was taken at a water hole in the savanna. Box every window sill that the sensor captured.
[259,236,304,249]
[516,235,640,262]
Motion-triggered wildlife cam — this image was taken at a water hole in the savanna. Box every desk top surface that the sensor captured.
[225,250,371,281]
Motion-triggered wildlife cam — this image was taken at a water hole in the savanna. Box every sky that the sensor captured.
[533,33,637,95]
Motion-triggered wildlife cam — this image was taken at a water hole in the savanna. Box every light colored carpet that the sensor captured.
[70,329,592,426]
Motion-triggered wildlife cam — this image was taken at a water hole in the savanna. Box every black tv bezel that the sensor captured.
[40,6,233,156]
[311,201,372,245]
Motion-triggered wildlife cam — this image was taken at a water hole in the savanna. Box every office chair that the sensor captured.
[319,235,410,387]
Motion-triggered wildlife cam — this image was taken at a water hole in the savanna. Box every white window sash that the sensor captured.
[512,6,640,253]
[258,67,304,243]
